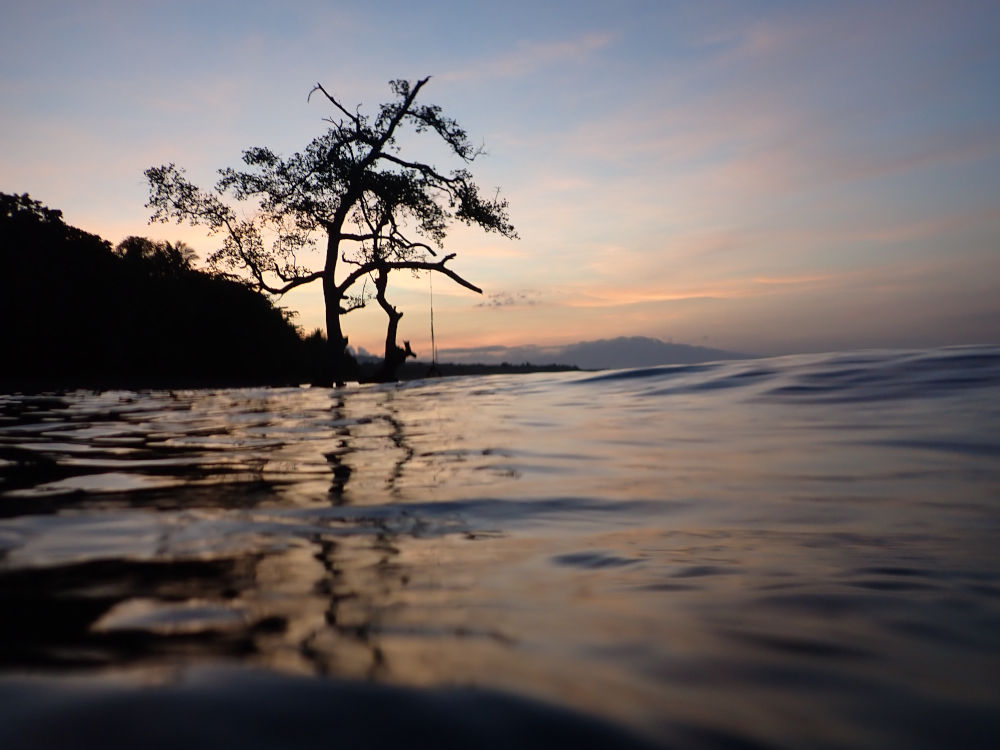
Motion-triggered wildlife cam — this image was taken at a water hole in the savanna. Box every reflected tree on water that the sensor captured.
[325,393,353,502]
[323,391,417,501]
[0,383,469,683]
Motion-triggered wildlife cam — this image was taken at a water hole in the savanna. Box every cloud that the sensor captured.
[559,285,737,309]
[477,289,540,308]
[557,266,875,310]
[440,32,615,83]
[751,273,837,286]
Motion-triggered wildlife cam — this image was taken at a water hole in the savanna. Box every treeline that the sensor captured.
[1,193,327,390]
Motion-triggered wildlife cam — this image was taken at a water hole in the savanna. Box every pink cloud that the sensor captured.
[440,32,615,83]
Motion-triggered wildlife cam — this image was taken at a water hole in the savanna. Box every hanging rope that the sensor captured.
[429,271,438,365]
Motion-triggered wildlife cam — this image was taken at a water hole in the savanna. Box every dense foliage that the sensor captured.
[0,193,323,389]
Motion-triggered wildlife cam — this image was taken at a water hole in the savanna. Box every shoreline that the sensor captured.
[0,361,581,395]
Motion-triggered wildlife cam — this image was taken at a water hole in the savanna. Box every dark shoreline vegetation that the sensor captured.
[1,193,575,393]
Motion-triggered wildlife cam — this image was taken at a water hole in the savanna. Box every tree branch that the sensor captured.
[335,251,481,296]
[384,254,482,294]
[259,270,324,296]
[358,76,431,172]
[340,297,367,314]
[376,152,458,185]
[391,230,436,256]
[309,83,361,128]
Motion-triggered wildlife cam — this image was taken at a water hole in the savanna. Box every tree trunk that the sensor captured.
[321,273,356,387]
[320,226,358,387]
[371,267,415,382]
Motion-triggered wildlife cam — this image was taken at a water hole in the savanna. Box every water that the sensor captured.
[1,346,998,748]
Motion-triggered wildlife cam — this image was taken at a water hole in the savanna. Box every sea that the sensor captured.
[1,345,998,749]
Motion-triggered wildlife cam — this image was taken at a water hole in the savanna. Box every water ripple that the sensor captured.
[0,346,998,748]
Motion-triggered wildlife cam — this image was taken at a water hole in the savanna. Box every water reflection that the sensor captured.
[0,518,404,680]
[0,386,502,706]
[1,349,1000,748]
[324,394,353,502]
[381,397,417,496]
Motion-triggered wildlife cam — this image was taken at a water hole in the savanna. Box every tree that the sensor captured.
[115,236,198,277]
[145,77,516,384]
[0,193,311,388]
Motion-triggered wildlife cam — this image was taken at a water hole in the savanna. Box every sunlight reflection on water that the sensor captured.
[1,347,999,748]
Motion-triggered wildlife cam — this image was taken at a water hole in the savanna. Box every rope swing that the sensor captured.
[428,271,439,370]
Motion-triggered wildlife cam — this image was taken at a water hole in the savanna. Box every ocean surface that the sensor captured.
[1,346,998,748]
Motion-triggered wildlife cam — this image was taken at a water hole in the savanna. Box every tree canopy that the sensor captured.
[0,192,317,389]
[146,77,516,384]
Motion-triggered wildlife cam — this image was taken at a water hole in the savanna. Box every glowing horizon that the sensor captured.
[2,1,998,358]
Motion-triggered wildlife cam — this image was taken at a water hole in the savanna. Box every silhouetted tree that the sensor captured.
[115,236,197,277]
[1,192,112,257]
[0,192,318,389]
[145,77,516,384]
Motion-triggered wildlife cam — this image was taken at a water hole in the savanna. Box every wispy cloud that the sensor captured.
[560,286,738,309]
[477,289,541,308]
[749,273,833,286]
[441,32,615,82]
[558,266,872,310]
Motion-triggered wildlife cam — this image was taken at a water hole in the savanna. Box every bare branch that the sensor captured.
[309,82,360,127]
[392,231,436,256]
[377,152,458,185]
[363,76,431,165]
[336,252,481,297]
[259,270,324,296]
[339,231,380,242]
[385,254,483,294]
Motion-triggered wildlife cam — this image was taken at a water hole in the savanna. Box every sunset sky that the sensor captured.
[3,1,998,357]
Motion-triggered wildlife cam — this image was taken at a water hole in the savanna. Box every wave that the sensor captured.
[570,345,1000,404]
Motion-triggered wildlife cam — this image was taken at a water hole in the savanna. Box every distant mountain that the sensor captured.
[439,336,750,370]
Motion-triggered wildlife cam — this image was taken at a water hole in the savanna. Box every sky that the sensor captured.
[2,0,999,357]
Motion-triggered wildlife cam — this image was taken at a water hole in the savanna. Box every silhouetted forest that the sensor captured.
[1,193,327,390]
[0,193,576,391]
